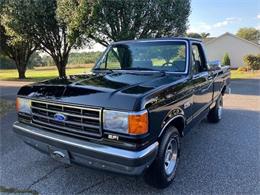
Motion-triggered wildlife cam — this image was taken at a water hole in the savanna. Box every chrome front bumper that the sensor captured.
[13,122,158,175]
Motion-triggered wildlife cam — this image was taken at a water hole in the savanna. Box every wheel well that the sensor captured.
[161,116,185,137]
[221,86,226,95]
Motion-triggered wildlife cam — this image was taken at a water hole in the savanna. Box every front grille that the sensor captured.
[31,100,102,138]
[18,113,32,123]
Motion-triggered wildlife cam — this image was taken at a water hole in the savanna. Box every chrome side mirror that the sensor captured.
[208,60,221,71]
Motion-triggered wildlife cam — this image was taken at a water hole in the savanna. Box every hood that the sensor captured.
[18,72,184,110]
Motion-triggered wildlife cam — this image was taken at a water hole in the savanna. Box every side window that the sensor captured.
[192,44,206,74]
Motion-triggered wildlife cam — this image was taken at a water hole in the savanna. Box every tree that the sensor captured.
[186,32,210,39]
[3,0,94,77]
[243,54,260,70]
[186,32,202,39]
[0,24,37,78]
[0,51,16,69]
[222,53,231,66]
[27,52,43,69]
[89,0,191,46]
[236,27,260,43]
[200,32,210,39]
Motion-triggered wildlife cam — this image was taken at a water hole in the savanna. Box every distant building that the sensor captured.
[204,32,260,68]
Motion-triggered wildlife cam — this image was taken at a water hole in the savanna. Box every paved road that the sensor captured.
[0,79,260,195]
[0,87,19,101]
[0,81,33,101]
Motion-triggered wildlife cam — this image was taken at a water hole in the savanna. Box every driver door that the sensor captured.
[191,43,213,118]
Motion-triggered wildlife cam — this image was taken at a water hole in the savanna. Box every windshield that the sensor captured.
[95,41,187,73]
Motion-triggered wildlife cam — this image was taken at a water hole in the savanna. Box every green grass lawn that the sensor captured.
[0,68,259,82]
[0,67,91,82]
[230,70,260,79]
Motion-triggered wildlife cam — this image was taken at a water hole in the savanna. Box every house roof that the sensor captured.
[202,37,216,43]
[205,32,260,49]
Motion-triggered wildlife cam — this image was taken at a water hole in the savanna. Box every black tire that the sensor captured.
[144,126,180,189]
[207,95,223,123]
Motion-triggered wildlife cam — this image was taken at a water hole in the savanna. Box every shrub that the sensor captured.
[237,65,250,72]
[222,53,231,66]
[243,54,260,70]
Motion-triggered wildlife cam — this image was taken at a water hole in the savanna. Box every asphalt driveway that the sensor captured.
[0,79,260,194]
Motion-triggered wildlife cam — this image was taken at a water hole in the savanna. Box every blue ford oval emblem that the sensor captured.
[54,113,66,121]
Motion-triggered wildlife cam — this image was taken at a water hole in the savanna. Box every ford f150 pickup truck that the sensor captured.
[13,38,230,188]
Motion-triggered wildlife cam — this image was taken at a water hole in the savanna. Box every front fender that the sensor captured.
[159,108,185,137]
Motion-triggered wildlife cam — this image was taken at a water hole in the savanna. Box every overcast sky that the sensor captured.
[77,0,260,52]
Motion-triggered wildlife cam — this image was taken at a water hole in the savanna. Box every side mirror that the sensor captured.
[207,60,221,71]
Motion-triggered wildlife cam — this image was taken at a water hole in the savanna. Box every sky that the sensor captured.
[188,0,260,36]
[79,0,260,52]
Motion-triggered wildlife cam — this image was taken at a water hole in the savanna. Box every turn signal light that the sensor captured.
[128,112,148,135]
[16,98,20,112]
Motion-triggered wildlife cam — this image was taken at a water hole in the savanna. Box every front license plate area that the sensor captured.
[48,145,71,164]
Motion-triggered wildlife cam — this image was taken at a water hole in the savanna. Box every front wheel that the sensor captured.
[207,95,223,123]
[144,126,180,189]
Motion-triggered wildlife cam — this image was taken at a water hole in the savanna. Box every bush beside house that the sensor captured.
[243,54,260,71]
[222,53,231,66]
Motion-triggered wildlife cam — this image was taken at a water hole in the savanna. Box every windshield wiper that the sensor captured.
[122,67,167,75]
[122,67,156,71]
[93,68,114,73]
[94,67,167,75]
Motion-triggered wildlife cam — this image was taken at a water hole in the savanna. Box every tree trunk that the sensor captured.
[58,65,66,78]
[51,48,70,78]
[18,69,26,79]
[54,54,69,78]
[16,63,26,79]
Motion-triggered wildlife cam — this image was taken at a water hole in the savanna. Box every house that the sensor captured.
[204,32,260,68]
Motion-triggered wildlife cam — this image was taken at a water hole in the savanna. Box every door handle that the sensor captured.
[208,75,213,80]
[192,75,200,79]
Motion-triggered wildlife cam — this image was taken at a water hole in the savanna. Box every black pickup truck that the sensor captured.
[13,38,230,188]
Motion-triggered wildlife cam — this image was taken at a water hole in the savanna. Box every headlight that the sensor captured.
[103,110,148,135]
[16,97,31,114]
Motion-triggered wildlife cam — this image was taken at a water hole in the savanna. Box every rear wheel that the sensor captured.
[207,95,223,123]
[144,126,180,189]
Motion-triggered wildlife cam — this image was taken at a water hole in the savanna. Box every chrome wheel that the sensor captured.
[218,106,222,119]
[164,138,178,175]
[218,97,223,119]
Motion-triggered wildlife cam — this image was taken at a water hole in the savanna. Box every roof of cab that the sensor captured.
[112,37,202,44]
